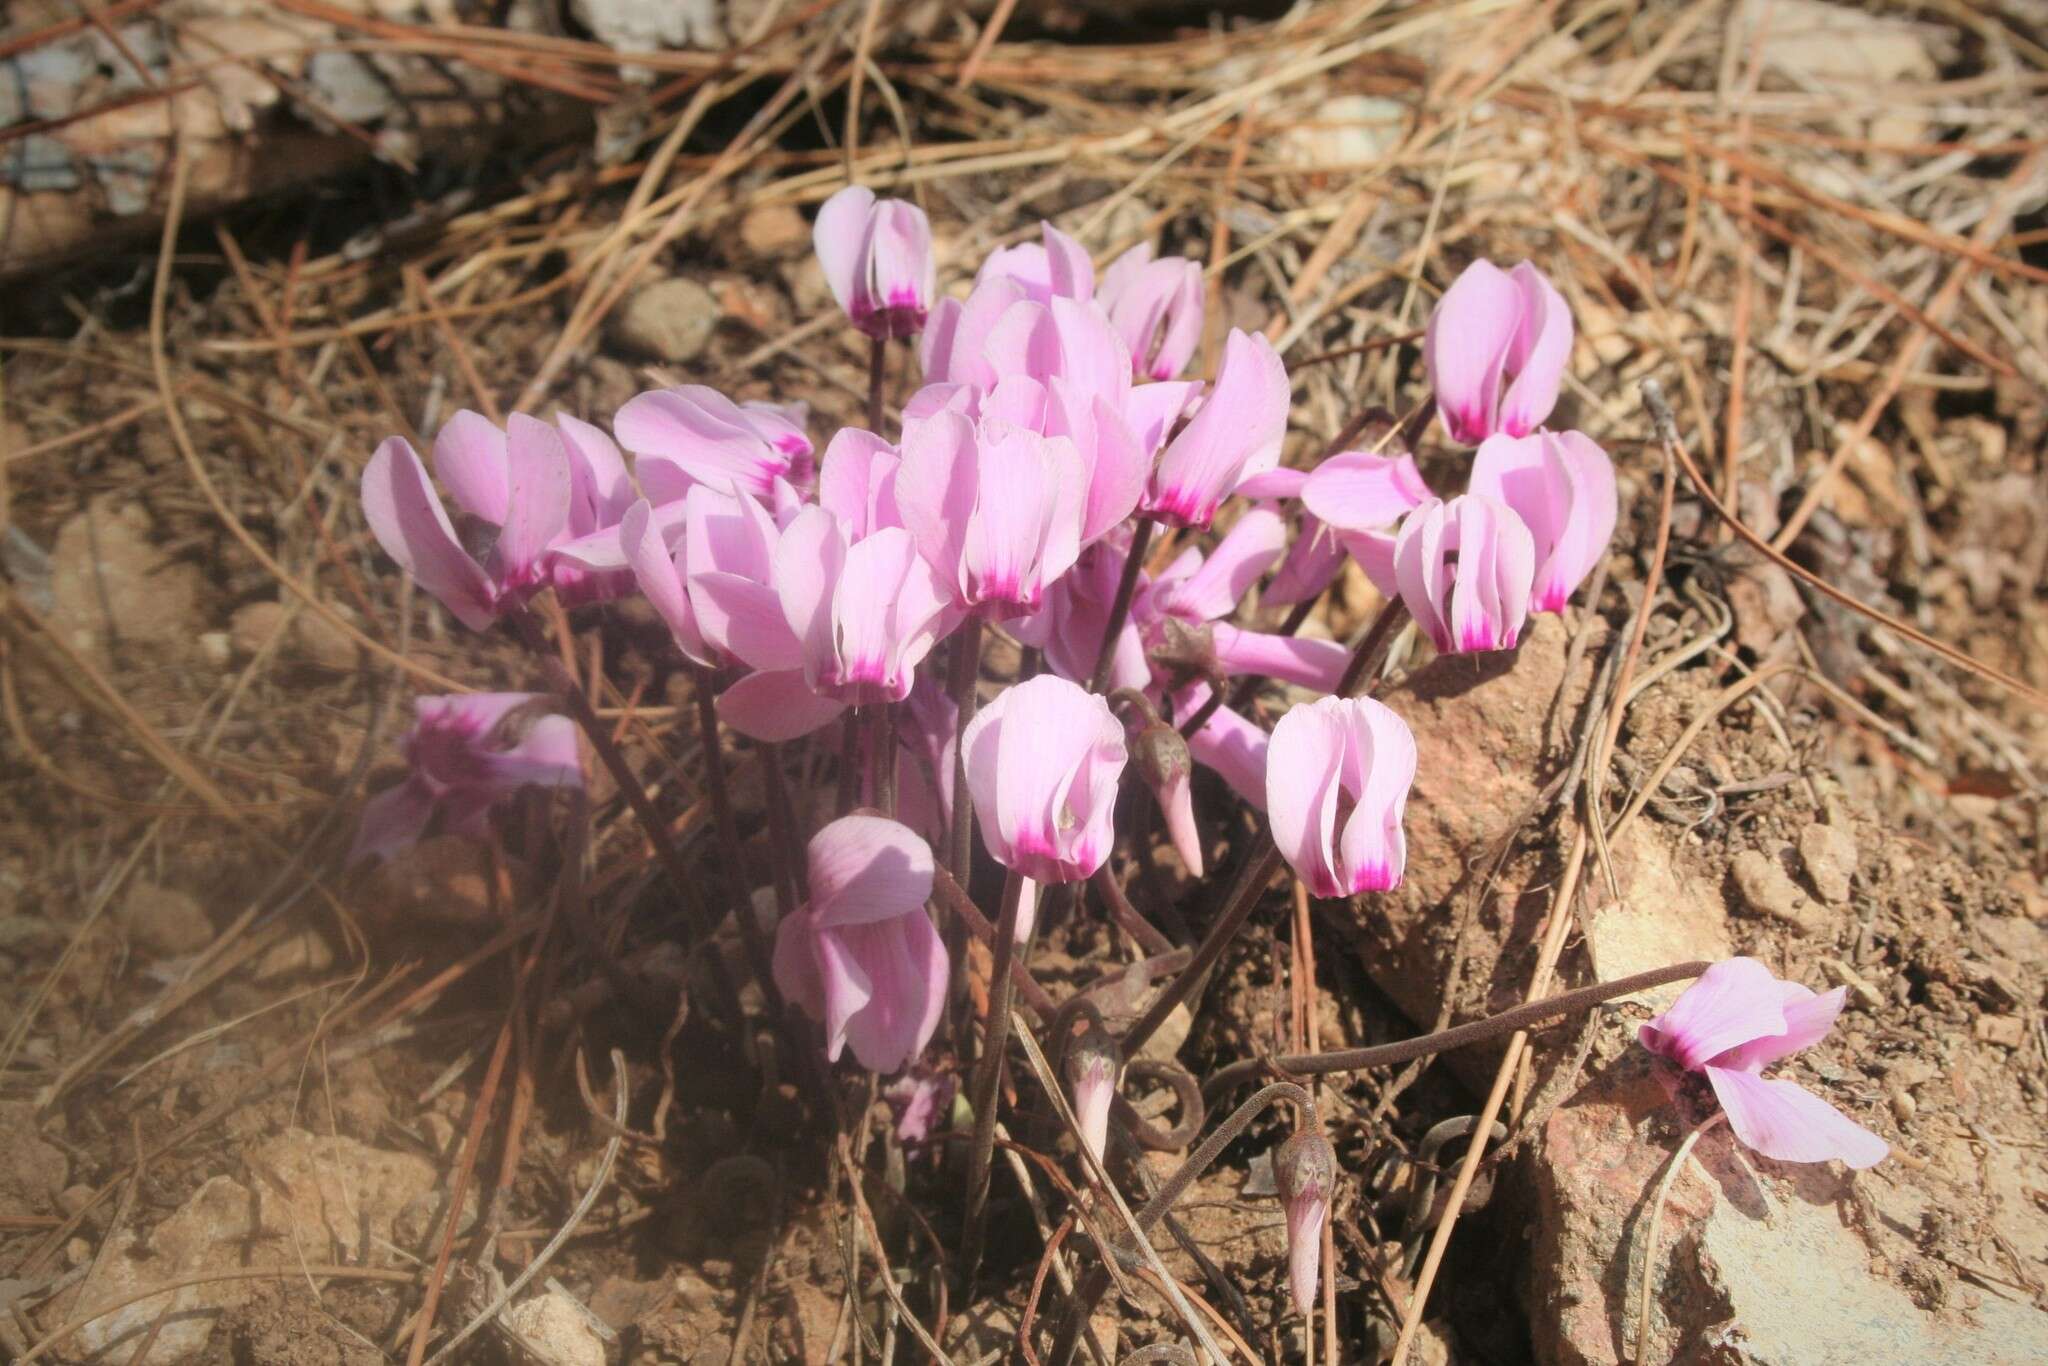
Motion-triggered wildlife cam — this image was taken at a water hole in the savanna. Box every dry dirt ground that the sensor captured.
[2,2,2046,1363]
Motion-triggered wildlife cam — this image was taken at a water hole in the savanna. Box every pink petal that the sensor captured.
[715,668,846,742]
[773,506,847,681]
[620,499,711,665]
[1637,957,1791,1072]
[1705,1067,1888,1169]
[1714,985,1848,1073]
[480,714,585,791]
[813,184,877,317]
[866,199,935,335]
[1235,466,1306,500]
[1264,515,1347,607]
[1425,258,1520,446]
[1446,495,1532,653]
[1041,221,1095,301]
[554,412,634,534]
[772,904,826,1023]
[1124,380,1202,457]
[431,409,509,524]
[921,277,1024,390]
[1498,261,1572,438]
[1283,1188,1327,1315]
[349,779,437,864]
[494,414,573,582]
[812,920,875,1064]
[616,387,783,501]
[831,911,946,1073]
[1267,699,1346,897]
[982,374,1049,430]
[1392,498,1453,652]
[1209,626,1348,691]
[895,410,980,590]
[1159,506,1286,622]
[808,813,936,928]
[1335,698,1414,892]
[1179,683,1268,808]
[361,436,499,631]
[1147,329,1289,529]
[1301,450,1431,532]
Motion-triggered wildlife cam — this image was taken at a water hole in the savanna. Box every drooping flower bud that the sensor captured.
[814,185,936,340]
[1064,1010,1123,1166]
[1133,720,1203,877]
[1273,1128,1336,1315]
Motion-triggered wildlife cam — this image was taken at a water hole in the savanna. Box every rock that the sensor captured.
[503,1288,610,1366]
[0,1101,68,1216]
[51,499,206,664]
[115,881,214,956]
[57,1176,258,1362]
[611,277,719,363]
[738,203,810,259]
[198,631,232,667]
[1529,1051,2040,1365]
[1277,93,1406,169]
[252,927,336,981]
[571,0,725,55]
[1974,1015,2025,1049]
[1797,823,1858,905]
[1338,616,1734,1085]
[247,1127,439,1261]
[228,600,360,672]
[1730,846,1823,935]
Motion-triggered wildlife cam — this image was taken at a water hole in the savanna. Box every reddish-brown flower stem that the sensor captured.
[946,614,984,879]
[1088,518,1156,694]
[1201,960,1712,1104]
[689,664,787,1018]
[958,866,1028,1288]
[510,610,739,1021]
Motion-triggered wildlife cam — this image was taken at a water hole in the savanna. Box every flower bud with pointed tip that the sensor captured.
[1133,721,1203,878]
[1064,1012,1123,1167]
[1273,1128,1336,1316]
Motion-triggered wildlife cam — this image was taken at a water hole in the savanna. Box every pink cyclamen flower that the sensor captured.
[1010,536,1150,693]
[1144,328,1291,530]
[1296,448,1434,601]
[777,509,955,705]
[897,409,1086,617]
[1267,695,1416,897]
[1097,242,1204,380]
[962,675,1127,939]
[814,185,936,339]
[975,220,1095,305]
[1273,1130,1335,1315]
[351,693,582,863]
[1639,958,1887,1169]
[362,411,582,631]
[1467,429,1616,613]
[1393,494,1535,655]
[615,385,814,503]
[772,814,947,1074]
[1426,258,1572,446]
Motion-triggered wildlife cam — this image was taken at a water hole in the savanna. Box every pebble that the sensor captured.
[116,881,214,956]
[1797,822,1859,904]
[1729,846,1822,935]
[738,203,810,258]
[611,276,719,363]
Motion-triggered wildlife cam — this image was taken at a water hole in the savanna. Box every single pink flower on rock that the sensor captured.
[616,385,814,503]
[1393,494,1535,655]
[1273,1129,1335,1315]
[1267,695,1416,897]
[1097,242,1204,380]
[814,185,936,339]
[1467,429,1616,613]
[1639,958,1887,1169]
[962,675,1127,940]
[1143,328,1290,530]
[772,814,947,1074]
[897,409,1086,618]
[351,693,582,863]
[361,411,574,631]
[1426,258,1572,446]
[974,220,1094,305]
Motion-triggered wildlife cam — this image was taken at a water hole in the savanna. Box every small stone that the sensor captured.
[1974,1015,2026,1049]
[65,1237,92,1267]
[739,203,810,259]
[252,928,335,981]
[51,499,206,664]
[199,631,232,667]
[504,1289,608,1366]
[611,276,719,363]
[1729,846,1822,934]
[116,881,214,956]
[58,1183,95,1216]
[1797,822,1858,904]
[229,600,291,658]
[230,600,360,672]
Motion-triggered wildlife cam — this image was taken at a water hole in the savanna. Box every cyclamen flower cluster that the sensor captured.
[351,185,1884,1319]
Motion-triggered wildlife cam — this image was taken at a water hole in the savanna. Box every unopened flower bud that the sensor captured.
[1064,1012,1123,1167]
[1134,722,1203,877]
[1273,1128,1336,1315]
